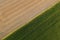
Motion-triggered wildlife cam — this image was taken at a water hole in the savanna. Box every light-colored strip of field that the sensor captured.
[0,0,59,40]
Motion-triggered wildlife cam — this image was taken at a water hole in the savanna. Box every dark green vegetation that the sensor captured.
[4,2,60,40]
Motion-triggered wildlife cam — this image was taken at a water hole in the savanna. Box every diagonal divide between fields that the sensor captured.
[3,2,60,40]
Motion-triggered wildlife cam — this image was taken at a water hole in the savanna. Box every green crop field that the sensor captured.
[3,2,60,40]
